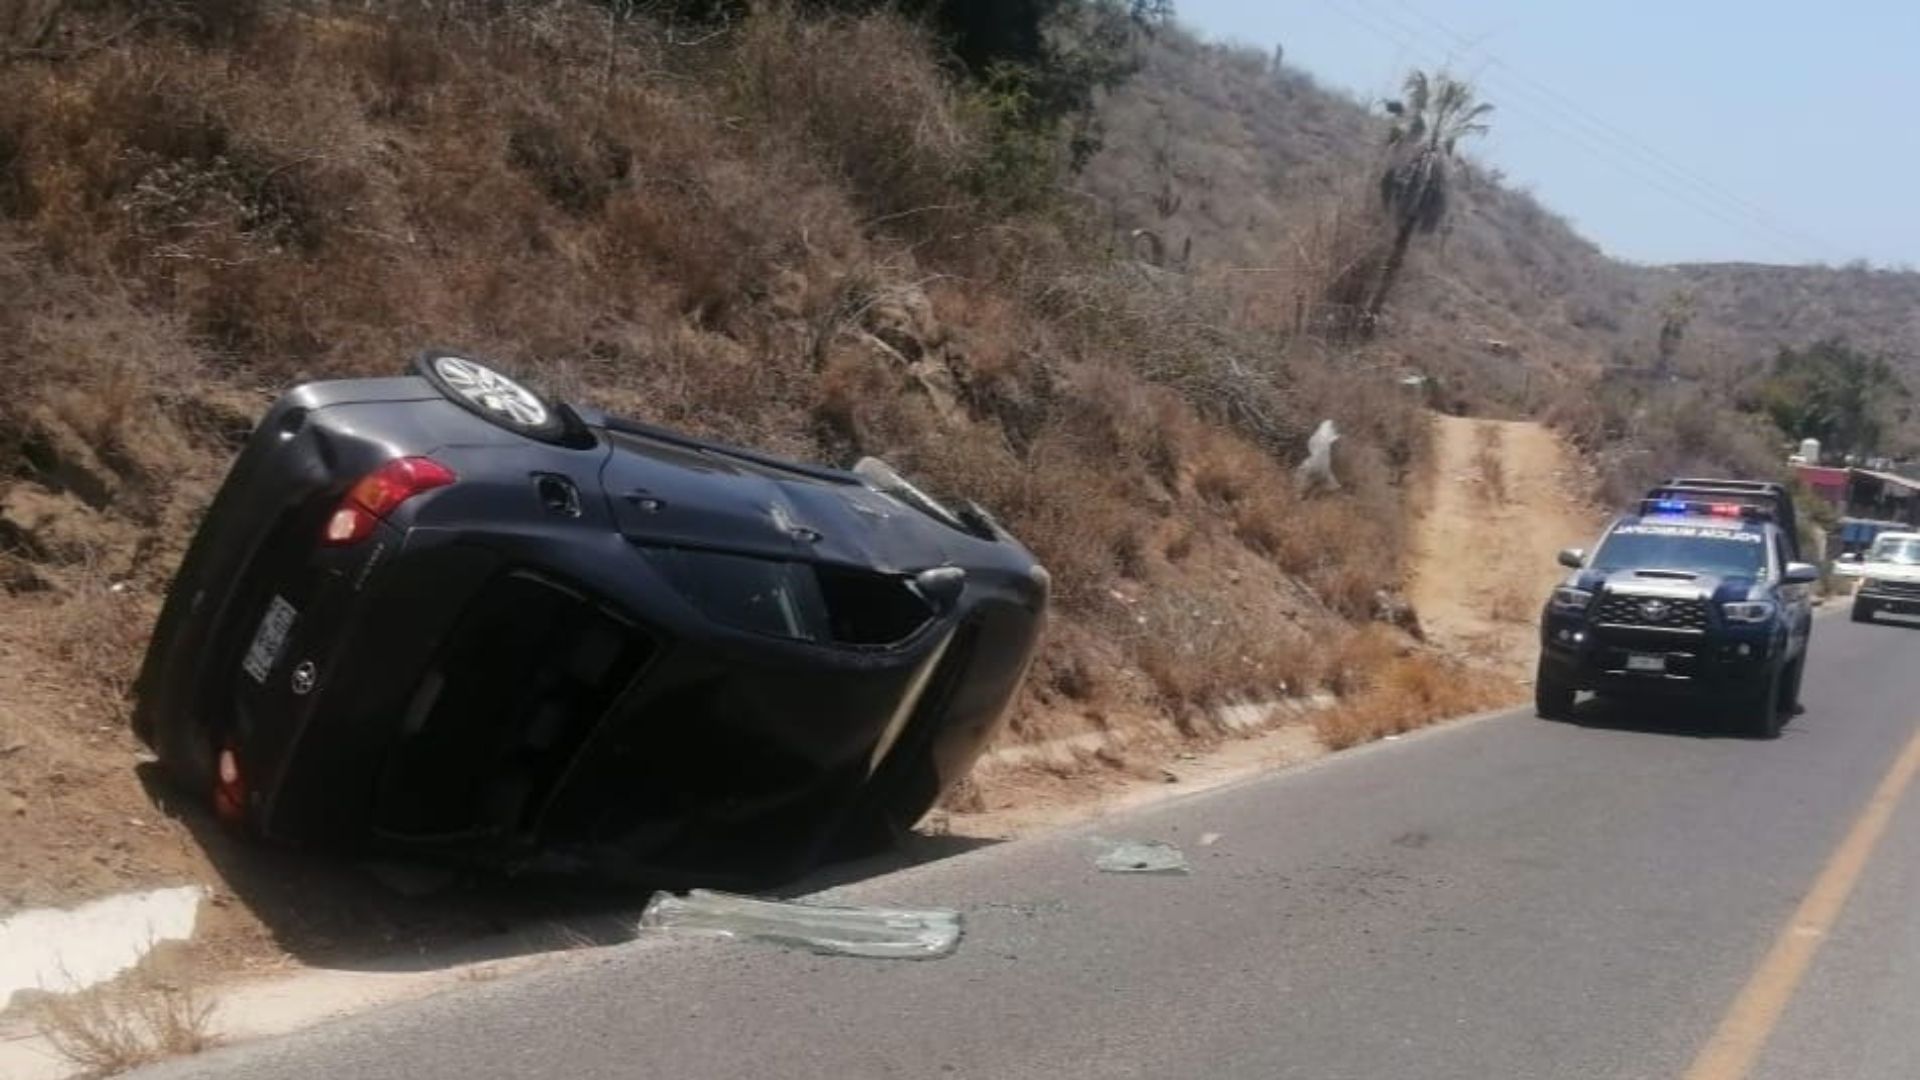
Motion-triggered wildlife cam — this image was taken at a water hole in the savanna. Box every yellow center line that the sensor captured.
[1683,719,1920,1080]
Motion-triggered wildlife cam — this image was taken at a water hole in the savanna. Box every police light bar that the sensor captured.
[1639,497,1773,521]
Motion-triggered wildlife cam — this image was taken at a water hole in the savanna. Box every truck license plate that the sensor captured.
[242,596,298,684]
[1626,653,1666,674]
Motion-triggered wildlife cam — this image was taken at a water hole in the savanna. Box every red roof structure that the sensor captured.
[1793,464,1850,508]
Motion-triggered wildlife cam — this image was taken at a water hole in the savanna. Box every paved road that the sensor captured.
[148,612,1920,1079]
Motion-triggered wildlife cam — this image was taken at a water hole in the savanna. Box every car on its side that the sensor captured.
[133,350,1050,886]
[1536,488,1818,738]
[1851,531,1920,624]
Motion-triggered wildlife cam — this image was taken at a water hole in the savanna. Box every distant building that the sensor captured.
[1793,464,1849,511]
[1791,463,1920,520]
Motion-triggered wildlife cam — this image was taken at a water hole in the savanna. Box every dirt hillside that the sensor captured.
[1409,415,1602,681]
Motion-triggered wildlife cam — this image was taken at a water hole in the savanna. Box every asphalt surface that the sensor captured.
[146,611,1920,1080]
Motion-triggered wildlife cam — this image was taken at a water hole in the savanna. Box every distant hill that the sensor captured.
[1651,262,1920,366]
[1081,29,1920,484]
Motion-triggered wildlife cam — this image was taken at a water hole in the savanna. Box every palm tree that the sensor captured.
[1366,70,1492,326]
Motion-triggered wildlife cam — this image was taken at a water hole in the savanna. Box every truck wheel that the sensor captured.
[1742,666,1785,739]
[1534,662,1576,720]
[1777,654,1805,720]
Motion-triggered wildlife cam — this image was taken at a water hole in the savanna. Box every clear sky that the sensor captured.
[1173,0,1918,268]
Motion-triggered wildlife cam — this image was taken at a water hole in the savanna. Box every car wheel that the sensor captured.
[413,349,573,444]
[153,708,218,799]
[1534,661,1576,720]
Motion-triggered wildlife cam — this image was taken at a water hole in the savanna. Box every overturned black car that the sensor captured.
[133,350,1048,886]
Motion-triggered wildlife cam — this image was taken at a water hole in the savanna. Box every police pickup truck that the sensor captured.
[1535,479,1818,738]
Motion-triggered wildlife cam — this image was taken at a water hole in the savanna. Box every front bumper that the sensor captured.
[1855,585,1920,618]
[1539,621,1779,697]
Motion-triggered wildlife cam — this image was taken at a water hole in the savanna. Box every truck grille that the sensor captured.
[1594,593,1709,631]
[1867,578,1920,599]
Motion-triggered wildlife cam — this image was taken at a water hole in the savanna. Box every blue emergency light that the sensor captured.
[1638,497,1771,521]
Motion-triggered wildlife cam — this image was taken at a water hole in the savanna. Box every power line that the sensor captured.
[1318,0,1830,263]
[1375,0,1838,259]
[1328,0,1810,258]
[1339,0,1836,261]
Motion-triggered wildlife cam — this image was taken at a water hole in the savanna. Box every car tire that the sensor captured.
[1852,598,1874,623]
[1742,665,1785,739]
[1534,661,1576,720]
[413,349,575,445]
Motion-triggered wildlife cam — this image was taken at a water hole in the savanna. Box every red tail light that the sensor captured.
[322,456,457,546]
[213,742,247,824]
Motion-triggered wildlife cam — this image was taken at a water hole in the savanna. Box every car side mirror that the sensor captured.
[1783,562,1820,585]
[1556,548,1586,570]
[1838,552,1861,564]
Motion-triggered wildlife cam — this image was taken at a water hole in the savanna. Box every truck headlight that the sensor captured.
[1721,600,1777,624]
[1549,587,1593,614]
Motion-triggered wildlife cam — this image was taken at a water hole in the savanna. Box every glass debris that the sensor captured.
[1092,838,1190,875]
[638,889,962,960]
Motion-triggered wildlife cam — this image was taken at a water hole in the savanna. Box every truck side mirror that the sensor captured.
[1556,548,1586,570]
[1783,562,1820,585]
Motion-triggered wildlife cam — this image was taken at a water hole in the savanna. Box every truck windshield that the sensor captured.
[1591,522,1768,577]
[1867,537,1920,565]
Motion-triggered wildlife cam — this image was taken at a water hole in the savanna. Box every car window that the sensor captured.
[644,548,829,642]
[1867,537,1920,564]
[1590,522,1769,578]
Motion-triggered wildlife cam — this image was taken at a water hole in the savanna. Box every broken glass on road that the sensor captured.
[638,889,963,960]
[1091,838,1190,875]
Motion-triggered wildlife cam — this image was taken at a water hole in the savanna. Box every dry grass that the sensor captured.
[35,971,217,1078]
[727,4,976,237]
[1313,646,1511,751]
[1483,578,1537,625]
[1128,586,1325,724]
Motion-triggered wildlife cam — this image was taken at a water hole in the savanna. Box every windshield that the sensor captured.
[1590,522,1769,578]
[1867,537,1920,565]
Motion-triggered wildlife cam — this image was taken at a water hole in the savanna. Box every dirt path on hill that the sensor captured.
[1409,416,1603,682]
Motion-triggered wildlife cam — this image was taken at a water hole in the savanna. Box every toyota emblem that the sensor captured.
[290,661,317,695]
[1639,599,1670,621]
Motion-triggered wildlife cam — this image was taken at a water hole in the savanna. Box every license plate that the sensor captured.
[241,596,298,684]
[1626,653,1666,674]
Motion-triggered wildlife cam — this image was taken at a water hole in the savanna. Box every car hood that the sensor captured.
[1572,569,1767,604]
[597,428,959,572]
[1862,561,1920,582]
